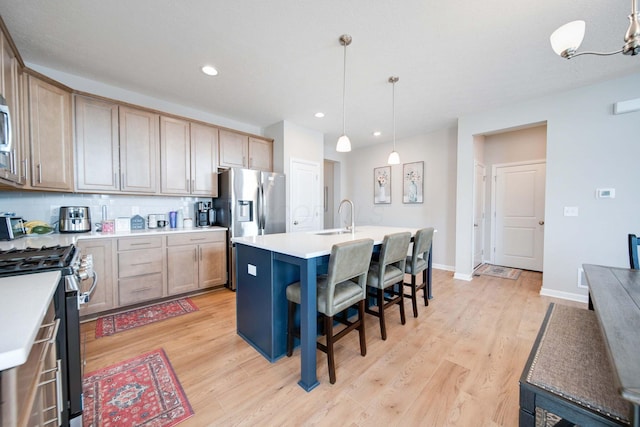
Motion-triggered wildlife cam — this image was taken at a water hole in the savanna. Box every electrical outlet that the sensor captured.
[577,267,588,289]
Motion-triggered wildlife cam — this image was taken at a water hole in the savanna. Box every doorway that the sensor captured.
[290,158,321,232]
[491,160,546,271]
[473,161,486,268]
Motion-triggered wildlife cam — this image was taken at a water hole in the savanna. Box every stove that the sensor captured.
[0,244,94,427]
[0,245,76,274]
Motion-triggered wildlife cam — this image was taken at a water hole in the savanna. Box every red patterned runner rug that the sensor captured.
[96,298,198,338]
[83,348,194,427]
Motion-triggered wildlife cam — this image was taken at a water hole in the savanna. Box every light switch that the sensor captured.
[596,188,615,199]
[564,206,579,217]
[248,264,257,276]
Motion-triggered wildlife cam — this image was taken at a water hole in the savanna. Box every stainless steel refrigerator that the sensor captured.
[214,168,286,290]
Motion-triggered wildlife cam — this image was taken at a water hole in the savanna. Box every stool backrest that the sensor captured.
[376,232,412,281]
[325,238,375,306]
[629,234,640,269]
[409,227,434,271]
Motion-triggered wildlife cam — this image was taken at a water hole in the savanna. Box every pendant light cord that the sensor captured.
[342,42,347,135]
[392,79,396,151]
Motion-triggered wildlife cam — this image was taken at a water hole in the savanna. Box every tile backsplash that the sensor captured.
[0,191,212,227]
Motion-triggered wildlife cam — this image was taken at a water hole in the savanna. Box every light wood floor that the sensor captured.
[81,269,585,426]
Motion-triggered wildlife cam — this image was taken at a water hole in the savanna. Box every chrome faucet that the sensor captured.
[338,199,355,232]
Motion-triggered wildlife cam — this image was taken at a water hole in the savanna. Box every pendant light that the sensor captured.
[550,0,639,59]
[387,76,400,165]
[336,34,352,152]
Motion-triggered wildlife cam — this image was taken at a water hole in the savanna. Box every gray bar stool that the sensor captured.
[286,238,374,384]
[365,232,411,340]
[403,227,434,317]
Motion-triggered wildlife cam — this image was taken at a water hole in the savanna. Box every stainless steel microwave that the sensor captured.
[0,95,11,153]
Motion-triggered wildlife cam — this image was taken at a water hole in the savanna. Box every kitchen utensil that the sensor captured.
[59,206,91,233]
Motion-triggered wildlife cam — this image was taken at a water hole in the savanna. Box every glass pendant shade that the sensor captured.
[336,135,351,152]
[550,20,586,57]
[387,151,400,165]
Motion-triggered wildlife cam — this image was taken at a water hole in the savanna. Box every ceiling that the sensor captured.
[1,0,638,149]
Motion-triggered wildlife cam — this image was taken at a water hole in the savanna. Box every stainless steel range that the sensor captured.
[0,244,96,427]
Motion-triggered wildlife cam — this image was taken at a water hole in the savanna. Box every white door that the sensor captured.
[493,161,545,271]
[473,162,486,268]
[290,159,321,232]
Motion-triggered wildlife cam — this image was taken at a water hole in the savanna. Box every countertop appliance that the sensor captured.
[0,216,25,240]
[214,168,286,290]
[195,201,215,227]
[0,244,97,426]
[59,206,91,233]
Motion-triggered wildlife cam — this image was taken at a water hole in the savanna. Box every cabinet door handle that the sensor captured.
[131,261,152,266]
[192,179,195,193]
[37,163,42,183]
[132,286,154,293]
[21,159,27,181]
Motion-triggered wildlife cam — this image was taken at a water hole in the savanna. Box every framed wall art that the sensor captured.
[374,166,391,204]
[403,161,423,203]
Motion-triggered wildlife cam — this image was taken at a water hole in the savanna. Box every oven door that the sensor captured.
[53,283,83,426]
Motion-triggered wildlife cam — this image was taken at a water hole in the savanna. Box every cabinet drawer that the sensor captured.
[118,249,163,277]
[117,236,162,251]
[119,273,163,305]
[167,231,225,246]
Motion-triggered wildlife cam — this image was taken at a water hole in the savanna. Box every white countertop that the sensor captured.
[0,226,227,250]
[232,225,421,259]
[0,271,60,371]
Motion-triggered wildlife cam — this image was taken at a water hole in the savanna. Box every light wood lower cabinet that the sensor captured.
[117,236,164,306]
[167,231,227,295]
[78,231,227,318]
[77,238,114,317]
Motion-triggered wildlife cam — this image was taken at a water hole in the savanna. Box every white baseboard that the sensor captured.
[433,263,454,272]
[453,272,473,281]
[539,287,588,304]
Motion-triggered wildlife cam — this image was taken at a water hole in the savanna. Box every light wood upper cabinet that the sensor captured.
[160,115,190,194]
[119,105,159,194]
[28,75,73,191]
[218,129,248,169]
[219,129,273,171]
[160,118,218,196]
[190,122,218,196]
[74,95,120,191]
[248,137,273,171]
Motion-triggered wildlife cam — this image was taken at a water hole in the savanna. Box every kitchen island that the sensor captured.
[232,225,431,391]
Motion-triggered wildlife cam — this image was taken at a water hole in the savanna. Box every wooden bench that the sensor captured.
[519,303,632,426]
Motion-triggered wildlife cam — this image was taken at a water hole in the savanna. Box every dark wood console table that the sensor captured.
[584,264,640,427]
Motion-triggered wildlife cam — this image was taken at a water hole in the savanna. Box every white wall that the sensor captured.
[265,120,324,231]
[456,71,640,301]
[334,126,458,270]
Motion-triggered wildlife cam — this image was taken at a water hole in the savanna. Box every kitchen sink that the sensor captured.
[314,229,351,235]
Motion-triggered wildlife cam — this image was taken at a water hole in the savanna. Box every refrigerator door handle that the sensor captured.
[258,183,265,233]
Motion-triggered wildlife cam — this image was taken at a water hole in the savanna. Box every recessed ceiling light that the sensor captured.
[373,131,381,136]
[201,65,218,76]
[314,112,325,118]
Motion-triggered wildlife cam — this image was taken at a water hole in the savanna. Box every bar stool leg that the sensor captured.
[378,288,387,340]
[410,275,418,317]
[325,314,336,384]
[423,269,429,307]
[398,282,406,325]
[358,300,367,356]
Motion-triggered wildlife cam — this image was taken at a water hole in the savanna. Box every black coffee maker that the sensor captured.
[195,201,214,227]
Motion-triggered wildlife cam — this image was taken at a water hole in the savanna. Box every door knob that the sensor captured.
[473,223,478,227]
[539,220,545,225]
[293,220,299,225]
